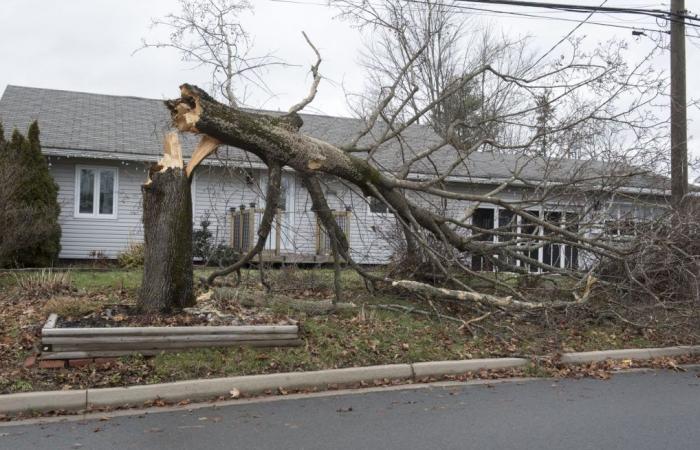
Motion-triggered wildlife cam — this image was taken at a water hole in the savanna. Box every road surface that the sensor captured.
[1,367,698,449]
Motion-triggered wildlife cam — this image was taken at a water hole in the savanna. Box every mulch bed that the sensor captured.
[54,303,295,328]
[55,305,210,328]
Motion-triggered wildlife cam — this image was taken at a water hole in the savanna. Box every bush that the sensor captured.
[193,219,214,260]
[598,200,700,304]
[209,244,240,267]
[0,121,61,267]
[117,242,145,268]
[193,219,240,267]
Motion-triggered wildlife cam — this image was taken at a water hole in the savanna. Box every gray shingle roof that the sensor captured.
[0,85,668,191]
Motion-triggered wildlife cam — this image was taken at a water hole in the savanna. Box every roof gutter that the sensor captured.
[43,147,672,197]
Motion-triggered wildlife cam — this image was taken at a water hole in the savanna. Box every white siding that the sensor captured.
[192,165,258,245]
[49,156,147,259]
[48,156,661,266]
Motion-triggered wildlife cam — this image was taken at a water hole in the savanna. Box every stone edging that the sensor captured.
[1,345,698,415]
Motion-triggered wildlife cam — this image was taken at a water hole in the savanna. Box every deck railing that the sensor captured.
[230,205,282,255]
[230,205,351,258]
[316,209,351,255]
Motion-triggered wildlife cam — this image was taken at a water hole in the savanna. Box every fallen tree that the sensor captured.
[138,0,671,314]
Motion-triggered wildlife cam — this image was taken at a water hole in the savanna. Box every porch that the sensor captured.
[228,204,351,264]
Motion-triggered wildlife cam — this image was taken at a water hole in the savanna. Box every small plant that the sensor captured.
[12,269,71,297]
[88,250,110,267]
[209,244,239,267]
[9,379,33,393]
[193,218,240,267]
[117,242,144,268]
[193,219,214,260]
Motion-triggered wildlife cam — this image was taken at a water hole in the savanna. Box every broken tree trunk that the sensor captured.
[163,84,596,310]
[139,133,195,313]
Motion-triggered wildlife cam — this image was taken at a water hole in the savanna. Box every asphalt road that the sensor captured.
[1,367,698,450]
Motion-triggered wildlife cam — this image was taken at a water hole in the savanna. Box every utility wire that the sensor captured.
[452,0,698,22]
[271,0,699,35]
[401,0,673,34]
[528,0,607,71]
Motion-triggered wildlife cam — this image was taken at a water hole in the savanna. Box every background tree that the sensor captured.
[138,0,284,106]
[0,121,61,267]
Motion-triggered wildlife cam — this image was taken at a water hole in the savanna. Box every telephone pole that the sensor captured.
[670,0,688,206]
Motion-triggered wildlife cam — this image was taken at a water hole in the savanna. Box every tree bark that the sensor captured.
[139,134,195,313]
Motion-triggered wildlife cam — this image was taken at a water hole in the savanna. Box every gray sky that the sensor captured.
[1,0,698,178]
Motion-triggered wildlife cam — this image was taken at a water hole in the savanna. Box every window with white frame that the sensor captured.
[468,206,580,273]
[75,166,118,218]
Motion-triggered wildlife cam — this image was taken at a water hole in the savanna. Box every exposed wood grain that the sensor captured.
[186,135,220,177]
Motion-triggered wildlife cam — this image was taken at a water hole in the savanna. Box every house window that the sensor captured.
[518,210,541,273]
[368,197,391,214]
[603,206,640,239]
[497,209,518,268]
[75,166,118,218]
[471,207,495,271]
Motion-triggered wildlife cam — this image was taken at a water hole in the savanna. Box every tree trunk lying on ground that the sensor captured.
[212,287,357,315]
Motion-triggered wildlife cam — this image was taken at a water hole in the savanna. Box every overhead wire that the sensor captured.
[269,0,700,36]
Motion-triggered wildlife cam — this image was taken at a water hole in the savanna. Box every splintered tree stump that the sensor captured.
[139,133,195,312]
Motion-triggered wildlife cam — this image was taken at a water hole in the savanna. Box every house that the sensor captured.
[0,85,672,268]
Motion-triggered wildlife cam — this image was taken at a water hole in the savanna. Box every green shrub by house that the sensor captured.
[0,121,61,267]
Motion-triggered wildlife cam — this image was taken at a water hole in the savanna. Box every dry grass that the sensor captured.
[43,296,100,318]
[11,269,71,297]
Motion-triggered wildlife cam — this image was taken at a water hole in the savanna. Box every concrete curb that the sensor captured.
[412,358,528,378]
[1,345,699,415]
[0,390,87,415]
[559,345,700,363]
[87,364,413,408]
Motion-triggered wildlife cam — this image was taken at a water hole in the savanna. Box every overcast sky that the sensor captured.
[1,0,698,179]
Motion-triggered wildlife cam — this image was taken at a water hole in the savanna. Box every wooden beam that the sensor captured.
[39,339,304,360]
[49,339,302,352]
[43,313,58,330]
[42,324,299,337]
[43,334,300,345]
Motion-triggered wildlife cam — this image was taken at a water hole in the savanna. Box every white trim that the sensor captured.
[73,165,119,219]
[43,147,678,197]
[190,169,197,219]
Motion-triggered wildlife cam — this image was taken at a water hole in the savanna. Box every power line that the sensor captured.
[452,0,698,22]
[401,0,674,34]
[528,0,608,70]
[271,0,700,35]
